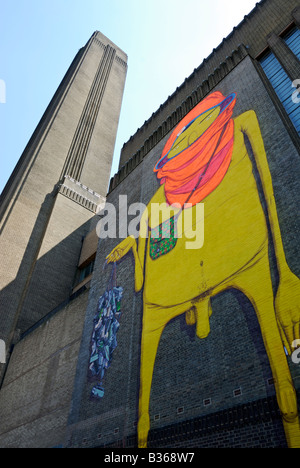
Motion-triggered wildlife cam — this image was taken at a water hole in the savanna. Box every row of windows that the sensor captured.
[259,26,300,135]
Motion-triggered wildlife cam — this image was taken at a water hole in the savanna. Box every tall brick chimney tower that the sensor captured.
[0,31,127,383]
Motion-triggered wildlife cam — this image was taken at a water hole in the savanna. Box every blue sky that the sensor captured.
[0,0,259,193]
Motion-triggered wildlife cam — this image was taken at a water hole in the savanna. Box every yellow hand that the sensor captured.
[106,235,136,264]
[275,272,300,355]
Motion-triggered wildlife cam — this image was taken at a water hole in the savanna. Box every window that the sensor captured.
[78,259,95,283]
[233,388,242,397]
[203,398,212,407]
[260,51,300,134]
[284,27,300,60]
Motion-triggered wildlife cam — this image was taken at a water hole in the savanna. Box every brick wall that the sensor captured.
[66,54,300,448]
[0,290,89,448]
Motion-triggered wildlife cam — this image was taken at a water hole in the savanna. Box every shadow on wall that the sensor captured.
[0,188,98,380]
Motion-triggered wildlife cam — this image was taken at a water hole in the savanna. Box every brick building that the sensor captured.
[0,0,299,448]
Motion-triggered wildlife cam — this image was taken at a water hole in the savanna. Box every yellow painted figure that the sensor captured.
[106,92,300,448]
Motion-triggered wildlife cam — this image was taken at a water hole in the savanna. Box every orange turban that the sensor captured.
[154,91,236,207]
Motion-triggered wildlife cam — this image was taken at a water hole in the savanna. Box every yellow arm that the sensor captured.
[106,208,147,293]
[237,110,300,353]
[237,110,288,277]
[133,208,148,292]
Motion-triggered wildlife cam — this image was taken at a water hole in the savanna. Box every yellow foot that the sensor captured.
[275,382,300,448]
[276,383,298,423]
[283,418,300,448]
[138,414,150,448]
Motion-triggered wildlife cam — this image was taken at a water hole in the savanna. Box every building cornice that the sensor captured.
[58,175,106,213]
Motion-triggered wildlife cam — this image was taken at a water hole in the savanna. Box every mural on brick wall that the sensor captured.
[106,91,300,448]
[88,263,123,400]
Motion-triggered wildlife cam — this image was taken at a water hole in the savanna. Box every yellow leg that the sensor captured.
[194,296,212,339]
[233,255,300,448]
[138,304,166,448]
[186,297,212,339]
